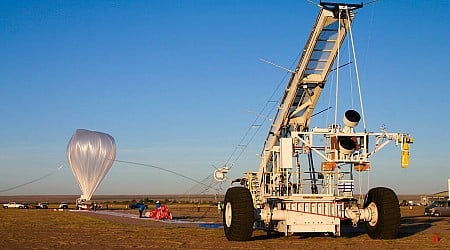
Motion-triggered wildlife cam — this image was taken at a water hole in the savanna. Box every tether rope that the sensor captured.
[114,159,221,192]
[0,164,64,193]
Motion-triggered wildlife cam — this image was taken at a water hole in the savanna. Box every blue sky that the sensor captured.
[1,0,449,196]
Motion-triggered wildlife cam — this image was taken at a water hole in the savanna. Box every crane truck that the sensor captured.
[222,2,413,241]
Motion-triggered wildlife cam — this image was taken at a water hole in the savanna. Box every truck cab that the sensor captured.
[426,200,450,217]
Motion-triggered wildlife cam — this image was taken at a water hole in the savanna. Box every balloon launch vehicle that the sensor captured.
[220,2,413,241]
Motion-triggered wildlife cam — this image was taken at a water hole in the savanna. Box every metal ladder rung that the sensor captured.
[313,49,332,52]
[309,59,329,62]
[318,39,337,42]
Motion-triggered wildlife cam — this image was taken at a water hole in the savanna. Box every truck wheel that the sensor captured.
[364,187,400,239]
[223,186,254,241]
[434,212,440,217]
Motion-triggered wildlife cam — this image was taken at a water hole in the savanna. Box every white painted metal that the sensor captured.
[225,202,232,227]
[228,2,413,237]
[280,138,293,169]
[214,167,229,182]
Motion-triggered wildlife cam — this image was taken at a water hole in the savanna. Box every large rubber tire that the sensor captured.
[364,187,400,239]
[223,186,254,241]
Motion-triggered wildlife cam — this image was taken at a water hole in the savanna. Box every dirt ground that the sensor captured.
[0,205,448,249]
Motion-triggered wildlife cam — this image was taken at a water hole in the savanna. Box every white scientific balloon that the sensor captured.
[67,129,116,201]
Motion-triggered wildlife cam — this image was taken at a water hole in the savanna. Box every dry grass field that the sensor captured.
[0,204,449,249]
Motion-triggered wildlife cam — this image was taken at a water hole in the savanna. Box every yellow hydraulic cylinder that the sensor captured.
[401,137,412,168]
[247,173,253,193]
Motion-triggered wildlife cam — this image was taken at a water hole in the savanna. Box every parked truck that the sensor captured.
[2,202,27,209]
[34,202,49,209]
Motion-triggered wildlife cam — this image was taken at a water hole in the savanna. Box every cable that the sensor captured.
[183,174,223,195]
[184,49,300,196]
[224,75,287,168]
[0,164,65,193]
[334,8,342,126]
[184,174,215,194]
[326,70,336,127]
[347,29,355,109]
[346,8,367,130]
[224,47,304,169]
[114,159,222,192]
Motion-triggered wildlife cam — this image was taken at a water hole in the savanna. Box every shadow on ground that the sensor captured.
[247,215,439,240]
[398,216,438,238]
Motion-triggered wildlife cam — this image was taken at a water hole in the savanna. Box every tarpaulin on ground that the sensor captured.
[147,204,172,220]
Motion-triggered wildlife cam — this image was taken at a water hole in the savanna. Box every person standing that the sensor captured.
[217,202,223,215]
[138,203,146,218]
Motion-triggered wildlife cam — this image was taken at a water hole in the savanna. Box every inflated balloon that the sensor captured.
[67,129,116,201]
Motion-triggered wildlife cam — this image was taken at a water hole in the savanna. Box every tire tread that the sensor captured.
[223,187,254,241]
[364,187,400,239]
